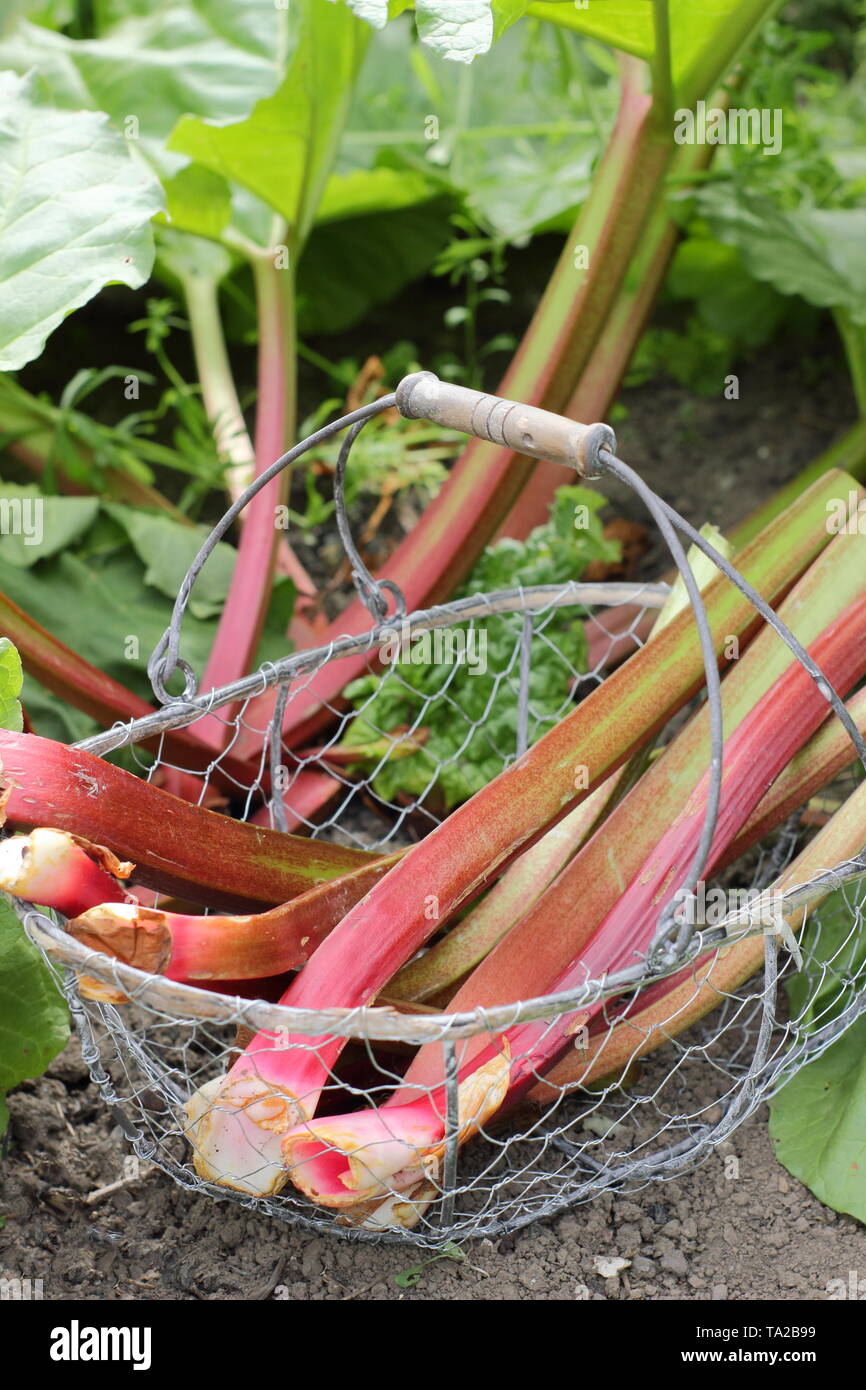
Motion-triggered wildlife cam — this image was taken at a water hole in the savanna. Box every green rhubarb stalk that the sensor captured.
[0,732,383,912]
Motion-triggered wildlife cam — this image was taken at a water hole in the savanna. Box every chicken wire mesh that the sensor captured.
[12,375,866,1246]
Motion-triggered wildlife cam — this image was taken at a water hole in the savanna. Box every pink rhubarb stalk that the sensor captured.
[0,828,133,919]
[234,61,676,756]
[0,732,384,912]
[398,513,866,1087]
[277,593,866,1211]
[533,772,866,1099]
[182,478,858,1192]
[0,591,255,789]
[64,852,402,983]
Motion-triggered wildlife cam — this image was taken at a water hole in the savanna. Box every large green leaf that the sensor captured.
[0,896,69,1134]
[170,0,370,247]
[700,189,866,327]
[0,3,287,166]
[0,544,294,702]
[0,70,163,371]
[0,636,23,732]
[104,503,237,619]
[770,1014,866,1224]
[335,21,606,241]
[769,884,866,1222]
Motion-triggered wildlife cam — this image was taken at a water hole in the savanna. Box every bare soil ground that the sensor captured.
[2,340,865,1302]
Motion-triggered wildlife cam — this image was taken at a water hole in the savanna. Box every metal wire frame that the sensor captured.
[12,378,866,1244]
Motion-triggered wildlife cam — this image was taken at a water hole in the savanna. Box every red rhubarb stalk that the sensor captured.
[234,61,676,755]
[182,477,856,1191]
[0,828,133,919]
[0,732,383,911]
[277,594,866,1211]
[64,851,402,982]
[399,513,866,1088]
[533,774,866,1099]
[0,591,255,786]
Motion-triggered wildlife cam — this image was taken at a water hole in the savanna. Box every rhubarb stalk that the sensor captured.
[64,851,402,983]
[183,477,858,1192]
[0,828,133,919]
[277,593,866,1212]
[0,732,384,911]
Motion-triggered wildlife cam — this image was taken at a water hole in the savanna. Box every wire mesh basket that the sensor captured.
[13,373,866,1245]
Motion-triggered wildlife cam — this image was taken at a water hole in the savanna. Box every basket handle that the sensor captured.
[395,371,616,477]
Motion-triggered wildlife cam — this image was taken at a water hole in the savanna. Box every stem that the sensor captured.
[499,97,725,537]
[194,249,300,745]
[650,0,673,129]
[182,271,257,497]
[833,308,866,417]
[0,731,384,912]
[240,58,676,753]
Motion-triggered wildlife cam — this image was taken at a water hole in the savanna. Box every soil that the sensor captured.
[3,337,866,1302]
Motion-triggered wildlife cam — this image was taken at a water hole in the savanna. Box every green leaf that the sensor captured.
[104,504,237,619]
[529,0,780,105]
[162,164,232,242]
[0,895,69,1135]
[0,637,23,732]
[412,0,535,63]
[700,188,866,327]
[316,166,438,224]
[170,0,370,246]
[770,1014,866,1224]
[0,486,99,568]
[338,21,607,242]
[298,197,454,334]
[0,4,288,169]
[0,69,163,371]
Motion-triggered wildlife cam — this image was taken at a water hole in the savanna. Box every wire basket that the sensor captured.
[14,374,866,1246]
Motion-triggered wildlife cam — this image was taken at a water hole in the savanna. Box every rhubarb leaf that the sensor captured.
[0,5,287,170]
[0,638,23,734]
[700,190,866,327]
[103,505,237,620]
[770,884,866,1221]
[0,69,163,371]
[769,1013,866,1224]
[411,1,535,63]
[0,896,69,1135]
[298,198,454,335]
[338,21,606,242]
[528,0,780,105]
[169,0,370,246]
[0,487,99,569]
